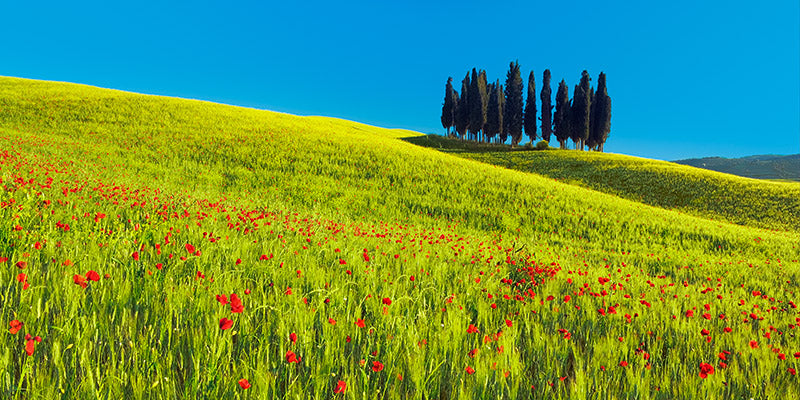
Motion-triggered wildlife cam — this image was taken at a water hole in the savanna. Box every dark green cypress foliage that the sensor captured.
[540,69,553,143]
[523,70,537,144]
[498,84,506,144]
[455,73,470,140]
[570,84,581,148]
[469,68,488,142]
[440,77,457,136]
[485,81,497,142]
[479,70,489,142]
[571,70,591,150]
[587,86,597,149]
[503,61,524,146]
[593,72,612,152]
[553,79,570,149]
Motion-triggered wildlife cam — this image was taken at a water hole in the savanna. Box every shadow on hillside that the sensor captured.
[401,134,520,154]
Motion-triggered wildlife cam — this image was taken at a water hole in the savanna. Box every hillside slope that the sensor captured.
[0,77,798,399]
[404,135,800,232]
[674,154,800,181]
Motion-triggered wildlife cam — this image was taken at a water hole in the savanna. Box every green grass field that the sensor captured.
[1,77,798,399]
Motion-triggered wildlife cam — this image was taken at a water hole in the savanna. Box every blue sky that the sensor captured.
[1,0,797,160]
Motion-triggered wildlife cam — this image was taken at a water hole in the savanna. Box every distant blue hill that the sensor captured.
[673,154,800,181]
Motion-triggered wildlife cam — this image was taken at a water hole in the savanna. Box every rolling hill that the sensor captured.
[0,77,798,399]
[674,154,800,182]
[404,135,800,232]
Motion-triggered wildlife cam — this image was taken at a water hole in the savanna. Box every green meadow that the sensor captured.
[0,77,798,399]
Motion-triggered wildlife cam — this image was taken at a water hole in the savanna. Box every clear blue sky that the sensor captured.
[1,0,797,160]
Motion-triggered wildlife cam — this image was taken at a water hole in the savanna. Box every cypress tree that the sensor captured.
[498,84,506,144]
[469,68,488,142]
[523,70,537,144]
[455,73,470,140]
[503,61,524,146]
[486,81,499,142]
[486,79,505,144]
[440,77,457,136]
[587,86,597,149]
[571,71,591,150]
[540,69,553,143]
[570,84,581,149]
[479,70,489,142]
[553,79,570,149]
[592,72,612,152]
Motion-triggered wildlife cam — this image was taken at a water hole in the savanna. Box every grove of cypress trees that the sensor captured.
[523,70,537,144]
[503,61,524,146]
[440,77,457,136]
[553,79,570,149]
[540,69,553,144]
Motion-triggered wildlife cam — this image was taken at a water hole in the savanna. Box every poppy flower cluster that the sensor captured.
[73,270,102,289]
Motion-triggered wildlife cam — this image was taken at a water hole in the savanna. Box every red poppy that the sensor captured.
[563,295,571,302]
[185,243,195,253]
[328,318,337,325]
[73,274,87,289]
[699,362,714,378]
[230,293,243,313]
[356,319,366,328]
[16,273,26,283]
[86,270,100,281]
[790,368,797,376]
[290,332,297,344]
[467,324,479,334]
[238,378,251,389]
[8,320,23,334]
[372,361,384,372]
[749,340,758,349]
[16,261,27,269]
[285,350,301,363]
[24,335,40,356]
[219,318,234,330]
[131,251,140,261]
[382,297,392,306]
[505,319,513,327]
[465,366,476,374]
[619,361,628,367]
[334,380,347,394]
[216,294,229,305]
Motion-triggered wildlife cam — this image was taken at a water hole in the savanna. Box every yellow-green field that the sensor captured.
[1,77,798,399]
